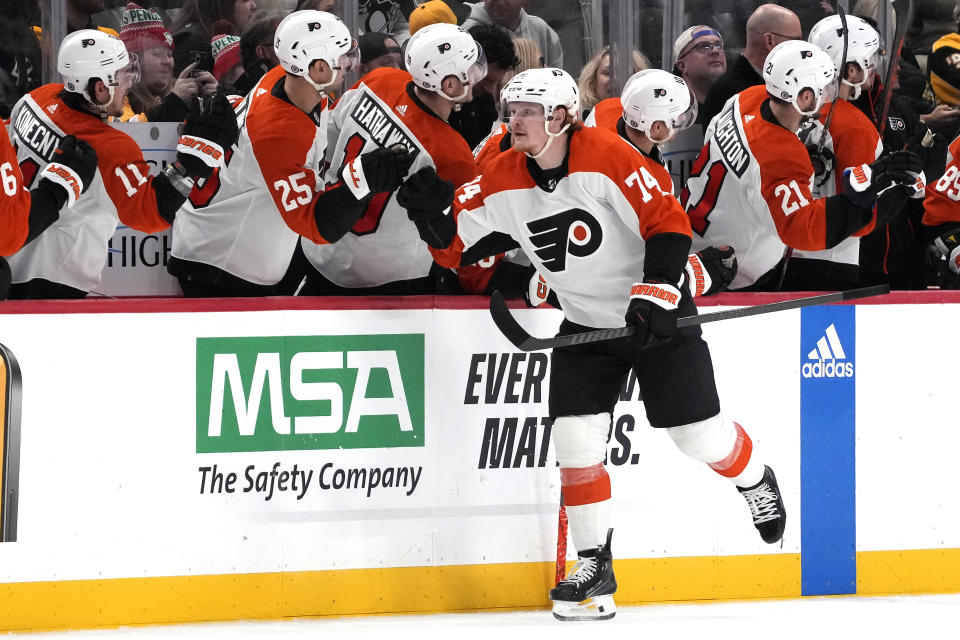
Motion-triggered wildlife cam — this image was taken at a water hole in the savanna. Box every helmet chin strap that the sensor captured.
[306,66,339,95]
[842,78,864,100]
[526,119,571,160]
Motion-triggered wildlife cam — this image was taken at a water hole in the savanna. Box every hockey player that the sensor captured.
[0,126,98,257]
[594,69,737,297]
[296,22,485,295]
[5,29,238,299]
[169,10,414,297]
[400,67,787,621]
[681,40,922,291]
[785,14,887,290]
[923,133,960,287]
[0,125,98,300]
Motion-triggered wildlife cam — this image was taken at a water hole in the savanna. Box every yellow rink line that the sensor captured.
[2,550,958,632]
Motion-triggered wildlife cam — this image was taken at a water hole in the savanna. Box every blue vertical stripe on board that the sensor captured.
[800,305,856,596]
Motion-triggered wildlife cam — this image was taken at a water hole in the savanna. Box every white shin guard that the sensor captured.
[553,413,611,551]
[666,414,764,487]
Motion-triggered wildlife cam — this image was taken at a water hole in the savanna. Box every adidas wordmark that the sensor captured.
[802,323,854,379]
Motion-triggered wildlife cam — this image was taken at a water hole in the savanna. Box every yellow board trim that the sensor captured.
[3,550,959,632]
[858,548,960,595]
[0,554,798,632]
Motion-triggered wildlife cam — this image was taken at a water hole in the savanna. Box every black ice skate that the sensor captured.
[549,528,617,621]
[738,465,786,543]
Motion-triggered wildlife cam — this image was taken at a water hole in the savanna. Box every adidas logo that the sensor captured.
[256,88,267,97]
[396,104,408,116]
[46,104,58,114]
[744,115,754,123]
[802,323,853,379]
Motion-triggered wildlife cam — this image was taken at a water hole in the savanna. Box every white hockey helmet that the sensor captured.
[763,40,837,116]
[274,10,359,92]
[500,67,579,158]
[58,30,140,105]
[808,15,884,99]
[620,69,697,143]
[405,23,487,102]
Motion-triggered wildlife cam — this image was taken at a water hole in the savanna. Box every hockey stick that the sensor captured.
[876,0,916,138]
[555,494,568,586]
[488,284,890,352]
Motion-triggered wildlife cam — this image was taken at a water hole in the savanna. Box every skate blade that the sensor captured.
[551,594,616,621]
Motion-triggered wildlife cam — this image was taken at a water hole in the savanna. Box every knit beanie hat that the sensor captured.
[119,3,173,52]
[409,1,457,35]
[212,33,242,81]
[929,33,960,106]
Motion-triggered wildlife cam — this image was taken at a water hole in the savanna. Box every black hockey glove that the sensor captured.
[624,280,682,349]
[842,150,925,209]
[342,146,414,201]
[177,91,239,180]
[36,135,98,208]
[398,166,457,249]
[930,227,960,289]
[685,245,737,297]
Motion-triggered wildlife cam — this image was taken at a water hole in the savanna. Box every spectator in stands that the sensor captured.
[295,0,336,10]
[500,36,543,85]
[522,0,586,75]
[701,4,802,127]
[448,23,519,148]
[171,0,259,75]
[68,0,116,34]
[578,46,650,118]
[408,0,459,35]
[0,1,42,118]
[234,11,282,95]
[212,32,244,92]
[673,25,727,125]
[118,3,218,122]
[357,32,403,77]
[461,0,563,69]
[773,0,833,35]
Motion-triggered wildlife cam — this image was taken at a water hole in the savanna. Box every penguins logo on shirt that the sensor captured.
[527,208,603,272]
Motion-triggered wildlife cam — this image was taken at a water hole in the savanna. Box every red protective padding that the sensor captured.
[709,422,753,478]
[559,464,611,506]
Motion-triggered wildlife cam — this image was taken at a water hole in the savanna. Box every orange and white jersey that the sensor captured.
[7,84,169,292]
[431,126,692,328]
[0,124,31,256]
[924,134,960,227]
[301,67,477,288]
[473,122,509,174]
[792,99,883,266]
[171,65,331,286]
[682,85,851,289]
[583,97,622,131]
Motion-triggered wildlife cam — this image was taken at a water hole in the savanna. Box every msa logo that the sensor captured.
[196,334,425,453]
[802,323,853,379]
[527,208,603,272]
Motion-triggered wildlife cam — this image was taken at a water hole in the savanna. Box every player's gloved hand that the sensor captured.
[37,135,98,208]
[930,227,960,288]
[342,145,414,200]
[624,280,682,349]
[685,245,737,297]
[842,150,924,209]
[522,265,551,307]
[398,166,457,248]
[177,90,239,180]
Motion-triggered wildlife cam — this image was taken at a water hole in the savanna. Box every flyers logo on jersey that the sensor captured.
[887,117,906,131]
[527,208,603,272]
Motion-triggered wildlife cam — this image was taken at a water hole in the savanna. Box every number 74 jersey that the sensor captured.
[681,85,839,290]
